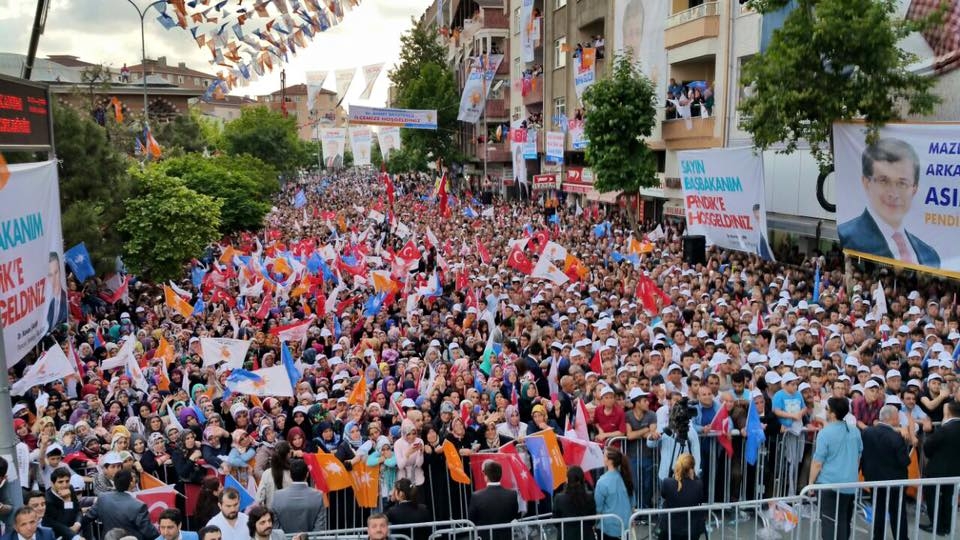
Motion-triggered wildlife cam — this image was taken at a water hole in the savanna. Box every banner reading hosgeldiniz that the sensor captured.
[678,147,775,262]
[834,122,960,275]
[347,106,438,130]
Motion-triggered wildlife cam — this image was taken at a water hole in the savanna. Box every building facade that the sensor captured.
[257,83,345,141]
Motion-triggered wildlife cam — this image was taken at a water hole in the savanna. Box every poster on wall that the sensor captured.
[613,0,668,102]
[678,147,774,261]
[349,126,372,166]
[834,122,960,274]
[320,128,346,167]
[568,119,588,150]
[0,160,66,365]
[573,48,596,104]
[522,129,538,160]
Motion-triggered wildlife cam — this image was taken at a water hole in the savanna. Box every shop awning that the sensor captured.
[767,212,838,241]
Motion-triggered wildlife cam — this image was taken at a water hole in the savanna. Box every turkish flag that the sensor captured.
[476,238,492,265]
[635,274,670,313]
[507,244,533,275]
[135,485,177,524]
[456,271,469,291]
[711,405,734,458]
[531,230,550,254]
[397,240,420,262]
[590,350,602,373]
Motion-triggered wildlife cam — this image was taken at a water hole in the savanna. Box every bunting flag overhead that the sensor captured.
[334,68,356,101]
[305,69,330,114]
[358,63,384,100]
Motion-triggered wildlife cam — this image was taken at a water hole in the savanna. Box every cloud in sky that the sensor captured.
[0,0,433,106]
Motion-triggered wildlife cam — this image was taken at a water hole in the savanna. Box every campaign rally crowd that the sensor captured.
[3,167,960,540]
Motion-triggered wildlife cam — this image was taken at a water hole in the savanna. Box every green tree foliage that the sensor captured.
[160,154,275,233]
[739,0,940,169]
[210,154,280,199]
[154,110,208,154]
[582,54,659,192]
[222,106,307,172]
[118,167,221,282]
[387,21,460,171]
[53,104,134,274]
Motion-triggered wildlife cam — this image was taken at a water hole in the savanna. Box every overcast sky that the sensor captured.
[0,0,433,105]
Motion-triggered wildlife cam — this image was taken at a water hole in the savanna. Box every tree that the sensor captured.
[222,106,307,172]
[582,53,659,193]
[118,167,222,282]
[388,63,461,171]
[739,0,940,170]
[388,18,448,102]
[53,104,134,274]
[154,109,209,154]
[161,154,275,233]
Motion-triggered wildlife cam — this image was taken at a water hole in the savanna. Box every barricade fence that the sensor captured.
[428,513,626,540]
[289,519,473,540]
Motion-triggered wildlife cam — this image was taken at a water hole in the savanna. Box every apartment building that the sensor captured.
[257,83,345,141]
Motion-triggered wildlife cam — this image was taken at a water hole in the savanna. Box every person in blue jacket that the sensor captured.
[594,447,633,540]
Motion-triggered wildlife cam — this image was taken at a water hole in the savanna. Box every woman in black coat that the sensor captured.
[420,425,450,522]
[657,453,707,540]
[553,466,597,540]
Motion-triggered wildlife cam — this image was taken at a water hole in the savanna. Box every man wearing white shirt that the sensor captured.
[206,489,250,540]
[838,138,940,268]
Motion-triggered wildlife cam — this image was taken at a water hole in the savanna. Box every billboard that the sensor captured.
[457,55,504,124]
[678,147,774,261]
[0,160,66,365]
[613,0,668,101]
[834,122,960,274]
[347,106,437,130]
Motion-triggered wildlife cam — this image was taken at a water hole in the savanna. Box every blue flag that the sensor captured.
[610,251,624,263]
[333,316,342,339]
[192,297,205,317]
[224,475,255,510]
[463,206,478,219]
[745,400,766,466]
[65,243,96,282]
[812,263,821,304]
[294,190,307,209]
[191,265,206,288]
[307,253,323,275]
[548,213,559,224]
[281,341,301,388]
[363,292,386,317]
[524,435,555,494]
[593,223,607,238]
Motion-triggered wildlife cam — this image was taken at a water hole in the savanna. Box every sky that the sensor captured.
[0,0,434,106]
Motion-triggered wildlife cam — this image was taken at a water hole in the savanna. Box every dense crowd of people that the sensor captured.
[3,167,960,540]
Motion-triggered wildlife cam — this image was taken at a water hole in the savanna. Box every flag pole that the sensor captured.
[0,326,24,517]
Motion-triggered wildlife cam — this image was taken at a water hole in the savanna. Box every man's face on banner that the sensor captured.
[861,158,917,229]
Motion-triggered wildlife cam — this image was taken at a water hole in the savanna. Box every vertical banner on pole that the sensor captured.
[0,160,66,365]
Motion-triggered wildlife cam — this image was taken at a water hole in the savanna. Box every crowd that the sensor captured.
[3,167,960,540]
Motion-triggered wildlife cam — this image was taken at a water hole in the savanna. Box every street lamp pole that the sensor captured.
[126,0,166,127]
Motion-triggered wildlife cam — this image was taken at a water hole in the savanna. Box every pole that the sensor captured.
[126,0,166,126]
[22,0,50,80]
[0,328,23,518]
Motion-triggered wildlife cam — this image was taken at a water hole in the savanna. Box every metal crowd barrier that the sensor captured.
[427,513,626,540]
[289,520,473,540]
[629,494,807,540]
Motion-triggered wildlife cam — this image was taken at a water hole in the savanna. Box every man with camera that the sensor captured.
[647,395,701,482]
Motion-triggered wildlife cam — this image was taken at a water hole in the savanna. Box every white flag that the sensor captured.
[542,241,567,261]
[226,365,294,397]
[872,282,888,317]
[305,70,329,114]
[358,63,384,100]
[200,337,252,369]
[168,281,192,300]
[240,279,264,298]
[531,256,569,285]
[334,68,356,101]
[12,345,77,395]
[102,336,137,371]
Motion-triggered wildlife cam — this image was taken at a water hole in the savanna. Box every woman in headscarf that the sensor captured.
[443,416,475,520]
[171,428,206,485]
[57,424,82,454]
[285,426,310,459]
[224,429,256,485]
[330,421,367,529]
[253,421,278,481]
[419,424,448,521]
[140,432,175,483]
[314,421,341,453]
[497,404,528,440]
[200,425,229,471]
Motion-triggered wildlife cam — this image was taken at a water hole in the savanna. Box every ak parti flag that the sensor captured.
[350,460,381,508]
[164,285,194,319]
[525,429,567,493]
[347,376,367,406]
[442,440,471,484]
[140,471,166,490]
[310,450,353,491]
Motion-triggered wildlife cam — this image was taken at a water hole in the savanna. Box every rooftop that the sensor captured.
[268,83,336,97]
[127,56,215,79]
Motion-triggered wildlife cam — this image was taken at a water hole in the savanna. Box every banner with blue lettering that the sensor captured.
[678,147,773,261]
[0,160,66,365]
[834,123,960,275]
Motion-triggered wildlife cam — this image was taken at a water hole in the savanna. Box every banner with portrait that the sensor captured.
[834,122,960,275]
[0,160,66,365]
[457,54,504,124]
[320,128,346,167]
[573,48,596,105]
[349,126,373,166]
[677,147,774,261]
[520,0,535,63]
[377,127,401,159]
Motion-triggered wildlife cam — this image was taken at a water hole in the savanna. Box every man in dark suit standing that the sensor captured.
[86,469,159,540]
[837,138,940,268]
[753,204,774,262]
[861,405,911,540]
[271,459,327,535]
[468,461,519,540]
[922,401,960,535]
[1,506,56,540]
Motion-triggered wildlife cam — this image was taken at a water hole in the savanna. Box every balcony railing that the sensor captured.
[478,140,511,162]
[661,115,718,148]
[522,75,543,106]
[485,98,509,118]
[666,1,720,28]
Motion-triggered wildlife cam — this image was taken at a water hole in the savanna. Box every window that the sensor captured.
[194,77,200,86]
[514,7,520,34]
[555,0,566,8]
[177,75,185,84]
[553,97,566,125]
[553,37,567,69]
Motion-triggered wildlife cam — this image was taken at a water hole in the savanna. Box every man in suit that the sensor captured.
[922,400,960,535]
[271,459,326,535]
[45,252,68,331]
[86,469,158,540]
[753,204,774,261]
[1,506,56,540]
[157,509,198,540]
[838,138,940,267]
[468,461,519,540]
[860,405,911,540]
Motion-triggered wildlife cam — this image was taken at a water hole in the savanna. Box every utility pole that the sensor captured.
[125,0,167,125]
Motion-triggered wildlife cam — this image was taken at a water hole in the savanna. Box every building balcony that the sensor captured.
[522,76,543,106]
[661,115,719,149]
[664,1,720,50]
[481,8,510,30]
[486,98,509,118]
[479,140,511,162]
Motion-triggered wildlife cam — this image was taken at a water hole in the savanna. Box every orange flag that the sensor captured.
[219,246,238,265]
[347,376,367,406]
[155,336,174,365]
[529,429,567,489]
[164,285,193,319]
[140,471,165,489]
[442,440,471,484]
[314,450,353,491]
[350,460,381,508]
